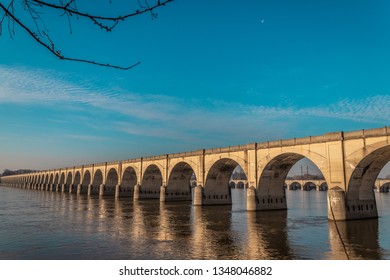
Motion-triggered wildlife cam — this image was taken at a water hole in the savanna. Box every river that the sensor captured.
[0,185,389,259]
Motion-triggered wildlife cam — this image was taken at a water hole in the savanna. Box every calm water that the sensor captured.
[0,185,390,260]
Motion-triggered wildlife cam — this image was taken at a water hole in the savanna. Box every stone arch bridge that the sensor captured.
[2,127,390,221]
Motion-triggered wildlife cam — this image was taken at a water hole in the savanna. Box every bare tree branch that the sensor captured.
[0,0,173,70]
[31,0,173,31]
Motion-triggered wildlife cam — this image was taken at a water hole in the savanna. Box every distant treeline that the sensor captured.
[1,169,36,176]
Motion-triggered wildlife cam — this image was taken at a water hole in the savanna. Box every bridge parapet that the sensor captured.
[169,149,204,158]
[344,127,390,139]
[204,144,248,154]
[122,157,142,164]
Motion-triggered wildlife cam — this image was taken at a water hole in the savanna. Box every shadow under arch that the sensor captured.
[289,181,302,190]
[343,145,390,220]
[120,166,137,197]
[103,168,118,196]
[64,171,72,192]
[303,181,316,191]
[58,172,65,192]
[52,173,59,191]
[71,171,81,193]
[90,169,103,195]
[202,158,248,205]
[319,182,328,191]
[164,161,194,202]
[140,164,162,199]
[80,170,91,194]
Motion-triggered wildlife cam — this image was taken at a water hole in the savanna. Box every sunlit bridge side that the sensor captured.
[2,127,390,221]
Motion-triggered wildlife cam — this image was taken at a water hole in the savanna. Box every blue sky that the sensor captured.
[0,0,390,176]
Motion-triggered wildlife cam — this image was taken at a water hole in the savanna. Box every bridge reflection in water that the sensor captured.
[0,185,388,259]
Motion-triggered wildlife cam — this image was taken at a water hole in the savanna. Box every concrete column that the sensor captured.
[61,184,66,193]
[115,184,121,197]
[328,187,378,220]
[99,184,105,196]
[328,187,347,220]
[246,186,257,211]
[55,184,60,192]
[160,185,167,202]
[76,184,82,194]
[193,185,203,206]
[133,184,140,200]
[87,184,92,196]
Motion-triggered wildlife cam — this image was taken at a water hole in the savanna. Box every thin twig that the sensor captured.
[0,2,141,70]
[32,0,173,31]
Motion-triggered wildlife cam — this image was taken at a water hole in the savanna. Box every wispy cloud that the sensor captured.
[0,65,388,146]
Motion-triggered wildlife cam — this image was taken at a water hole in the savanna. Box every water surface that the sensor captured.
[0,185,389,259]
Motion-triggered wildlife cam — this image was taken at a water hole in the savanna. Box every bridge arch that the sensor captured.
[289,181,302,190]
[73,171,81,185]
[347,145,390,199]
[165,161,194,201]
[120,166,137,197]
[44,174,49,185]
[341,145,390,219]
[56,173,64,191]
[256,152,328,210]
[90,169,103,195]
[237,181,245,189]
[64,171,72,192]
[380,182,390,193]
[53,173,59,185]
[79,170,91,194]
[319,182,328,191]
[303,181,316,191]
[37,175,42,188]
[103,168,118,195]
[71,171,81,193]
[140,164,162,199]
[203,158,247,205]
[48,173,54,185]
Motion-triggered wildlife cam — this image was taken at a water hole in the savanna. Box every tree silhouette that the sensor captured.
[0,0,173,69]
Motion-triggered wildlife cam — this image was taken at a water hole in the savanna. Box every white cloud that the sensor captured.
[0,65,388,146]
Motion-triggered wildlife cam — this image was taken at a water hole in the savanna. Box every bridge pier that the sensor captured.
[115,185,133,197]
[99,184,104,196]
[115,184,120,197]
[160,185,167,202]
[328,187,378,220]
[99,184,116,196]
[246,187,257,211]
[193,185,203,206]
[133,184,141,200]
[248,185,287,211]
[87,184,92,196]
[161,185,192,202]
